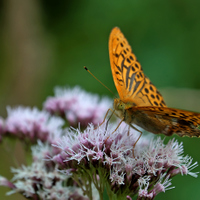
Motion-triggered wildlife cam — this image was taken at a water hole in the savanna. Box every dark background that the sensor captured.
[0,0,200,199]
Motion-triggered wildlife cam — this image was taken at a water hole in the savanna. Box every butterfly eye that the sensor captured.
[117,102,124,110]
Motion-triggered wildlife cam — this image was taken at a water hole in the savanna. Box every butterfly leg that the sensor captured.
[95,108,113,130]
[127,125,130,136]
[130,124,142,157]
[105,108,117,131]
[129,124,142,134]
[111,117,124,134]
[104,117,124,143]
[110,114,142,134]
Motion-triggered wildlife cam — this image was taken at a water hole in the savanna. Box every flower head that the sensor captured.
[2,142,99,200]
[5,106,64,143]
[43,86,112,127]
[52,123,198,199]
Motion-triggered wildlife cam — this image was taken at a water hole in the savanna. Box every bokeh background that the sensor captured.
[0,0,200,199]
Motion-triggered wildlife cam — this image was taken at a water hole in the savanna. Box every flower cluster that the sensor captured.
[0,86,198,200]
[52,124,198,199]
[2,106,64,143]
[0,141,99,200]
[43,86,112,127]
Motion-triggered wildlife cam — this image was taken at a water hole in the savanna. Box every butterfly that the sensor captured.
[109,27,200,138]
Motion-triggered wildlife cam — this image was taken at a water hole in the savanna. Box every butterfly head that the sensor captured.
[114,98,136,110]
[113,98,125,111]
[113,98,126,119]
[113,98,136,120]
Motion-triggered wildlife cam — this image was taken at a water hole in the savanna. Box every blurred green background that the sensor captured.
[1,0,200,199]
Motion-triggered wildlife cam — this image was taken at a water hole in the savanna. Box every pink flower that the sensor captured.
[0,176,16,189]
[52,123,198,199]
[43,86,112,127]
[5,106,64,143]
[2,142,99,200]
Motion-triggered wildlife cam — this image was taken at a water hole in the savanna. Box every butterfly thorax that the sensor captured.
[113,98,136,120]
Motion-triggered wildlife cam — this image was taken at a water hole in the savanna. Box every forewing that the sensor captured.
[109,27,166,107]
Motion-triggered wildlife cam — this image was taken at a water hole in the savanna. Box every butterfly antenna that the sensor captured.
[84,66,117,98]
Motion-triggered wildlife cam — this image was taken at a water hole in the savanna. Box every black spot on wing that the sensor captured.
[171,112,177,116]
[116,78,124,86]
[135,63,139,69]
[114,53,119,58]
[130,55,134,61]
[114,63,122,73]
[132,66,135,71]
[177,119,192,127]
[127,57,132,63]
[154,101,158,106]
[149,85,154,92]
[161,100,166,106]
[145,88,149,93]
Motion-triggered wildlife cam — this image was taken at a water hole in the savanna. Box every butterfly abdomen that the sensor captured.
[126,108,168,135]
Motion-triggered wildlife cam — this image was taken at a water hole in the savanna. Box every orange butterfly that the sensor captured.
[109,27,200,138]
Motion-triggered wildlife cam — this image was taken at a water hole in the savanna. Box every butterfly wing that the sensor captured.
[109,27,166,107]
[127,106,200,137]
